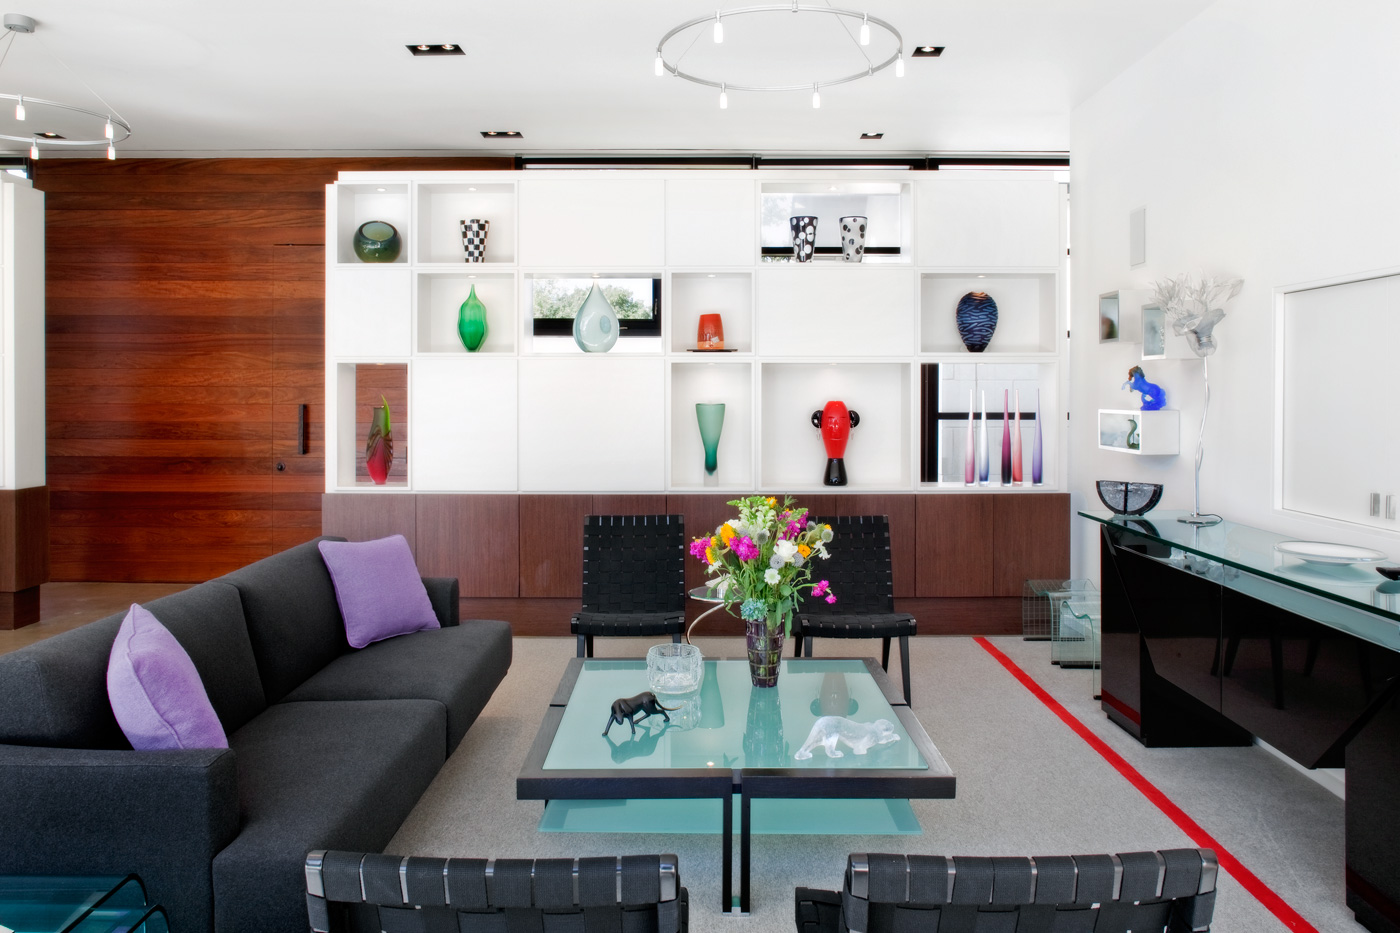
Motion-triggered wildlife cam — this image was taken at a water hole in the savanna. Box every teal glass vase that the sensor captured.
[457,284,488,352]
[352,220,401,263]
[572,282,619,353]
[695,402,725,485]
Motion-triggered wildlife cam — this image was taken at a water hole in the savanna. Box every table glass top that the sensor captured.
[1081,510,1400,645]
[543,658,929,772]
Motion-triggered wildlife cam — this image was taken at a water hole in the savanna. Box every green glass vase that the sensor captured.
[457,284,488,352]
[695,402,725,485]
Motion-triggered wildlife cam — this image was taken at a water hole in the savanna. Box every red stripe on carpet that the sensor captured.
[973,636,1320,933]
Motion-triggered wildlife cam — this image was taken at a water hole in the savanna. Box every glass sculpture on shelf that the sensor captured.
[457,284,488,351]
[1000,390,1012,484]
[813,400,860,486]
[695,402,725,486]
[1032,389,1044,485]
[956,291,998,352]
[696,312,724,349]
[572,281,619,353]
[793,716,900,760]
[1123,365,1166,410]
[790,215,818,262]
[839,215,867,262]
[352,220,401,262]
[1011,390,1023,484]
[646,643,703,694]
[364,395,393,485]
[460,218,489,262]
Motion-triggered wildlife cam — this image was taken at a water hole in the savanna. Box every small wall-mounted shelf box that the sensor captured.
[1140,304,1196,360]
[1098,409,1179,455]
[1098,289,1149,343]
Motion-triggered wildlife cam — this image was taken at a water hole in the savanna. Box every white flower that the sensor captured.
[764,568,781,586]
[773,539,799,564]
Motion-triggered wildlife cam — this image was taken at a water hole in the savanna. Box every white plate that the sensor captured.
[1274,540,1390,565]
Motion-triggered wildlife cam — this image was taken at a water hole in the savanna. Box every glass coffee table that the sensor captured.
[517,656,955,913]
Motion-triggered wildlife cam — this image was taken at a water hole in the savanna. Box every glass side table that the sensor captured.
[0,875,168,932]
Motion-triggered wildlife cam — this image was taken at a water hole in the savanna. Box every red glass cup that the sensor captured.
[696,313,724,350]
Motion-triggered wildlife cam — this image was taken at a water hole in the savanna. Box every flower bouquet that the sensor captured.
[689,495,835,686]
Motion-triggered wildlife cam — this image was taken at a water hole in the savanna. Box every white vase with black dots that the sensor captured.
[839,215,866,262]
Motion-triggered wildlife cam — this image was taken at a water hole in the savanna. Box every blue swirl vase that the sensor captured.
[955,291,999,353]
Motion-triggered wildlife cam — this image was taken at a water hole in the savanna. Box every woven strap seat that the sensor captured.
[308,851,687,933]
[571,515,686,657]
[796,516,915,702]
[795,849,1217,933]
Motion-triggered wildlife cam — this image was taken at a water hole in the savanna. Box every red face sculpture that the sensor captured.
[811,401,861,486]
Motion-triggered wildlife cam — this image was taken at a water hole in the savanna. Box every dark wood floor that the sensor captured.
[0,582,186,655]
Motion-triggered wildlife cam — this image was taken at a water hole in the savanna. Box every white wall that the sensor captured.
[1067,0,1400,578]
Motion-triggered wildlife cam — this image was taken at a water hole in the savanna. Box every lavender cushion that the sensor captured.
[317,535,440,649]
[107,603,229,750]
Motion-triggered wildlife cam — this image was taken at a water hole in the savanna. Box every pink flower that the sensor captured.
[811,580,829,597]
[784,521,803,539]
[731,536,760,561]
[825,594,837,604]
[689,538,710,560]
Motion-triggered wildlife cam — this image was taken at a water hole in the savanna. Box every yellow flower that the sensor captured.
[766,497,777,506]
[706,546,716,563]
[720,524,735,544]
[798,543,811,558]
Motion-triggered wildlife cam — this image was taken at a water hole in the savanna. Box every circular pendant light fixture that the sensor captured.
[656,3,904,109]
[0,13,132,159]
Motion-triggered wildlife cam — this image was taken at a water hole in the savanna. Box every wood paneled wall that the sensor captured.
[35,158,509,582]
[324,491,1071,637]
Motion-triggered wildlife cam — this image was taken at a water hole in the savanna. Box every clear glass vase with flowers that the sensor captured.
[689,495,836,686]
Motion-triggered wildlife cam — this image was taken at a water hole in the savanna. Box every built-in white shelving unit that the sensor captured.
[325,169,1069,494]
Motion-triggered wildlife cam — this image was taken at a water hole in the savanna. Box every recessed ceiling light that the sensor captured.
[406,43,465,56]
[375,187,386,192]
[912,45,944,57]
[480,130,523,138]
[37,131,65,139]
[860,132,884,140]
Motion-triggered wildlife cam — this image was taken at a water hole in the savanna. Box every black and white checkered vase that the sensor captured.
[460,219,489,262]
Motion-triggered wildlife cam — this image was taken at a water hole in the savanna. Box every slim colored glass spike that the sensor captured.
[1000,390,1012,485]
[1032,389,1044,485]
[1011,389,1023,484]
[965,389,976,485]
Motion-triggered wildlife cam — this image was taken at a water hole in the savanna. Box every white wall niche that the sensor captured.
[334,183,410,265]
[670,360,754,489]
[760,361,912,490]
[757,265,915,356]
[411,357,518,491]
[414,182,516,265]
[670,272,753,354]
[416,272,516,355]
[1097,409,1179,456]
[327,266,412,358]
[921,272,1057,355]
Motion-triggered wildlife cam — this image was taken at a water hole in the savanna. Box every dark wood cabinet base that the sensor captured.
[0,586,40,630]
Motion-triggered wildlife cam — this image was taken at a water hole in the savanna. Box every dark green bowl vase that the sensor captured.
[352,220,402,263]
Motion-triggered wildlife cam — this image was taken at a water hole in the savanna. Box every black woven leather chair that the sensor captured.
[795,849,1218,933]
[570,514,687,658]
[793,516,915,703]
[307,851,686,933]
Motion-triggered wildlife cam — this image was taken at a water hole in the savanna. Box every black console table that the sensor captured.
[1082,510,1400,933]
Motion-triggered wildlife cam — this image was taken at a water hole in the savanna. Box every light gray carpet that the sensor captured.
[389,635,1359,932]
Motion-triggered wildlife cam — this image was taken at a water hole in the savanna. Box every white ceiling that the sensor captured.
[0,1,1214,158]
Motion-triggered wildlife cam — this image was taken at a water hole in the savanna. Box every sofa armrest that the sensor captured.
[422,576,460,627]
[0,744,240,932]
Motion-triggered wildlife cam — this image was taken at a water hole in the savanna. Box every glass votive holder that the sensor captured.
[646,643,703,694]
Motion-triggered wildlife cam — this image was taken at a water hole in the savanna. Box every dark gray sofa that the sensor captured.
[0,536,513,933]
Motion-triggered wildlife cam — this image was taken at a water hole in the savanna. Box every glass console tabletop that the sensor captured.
[0,875,168,933]
[1081,510,1400,649]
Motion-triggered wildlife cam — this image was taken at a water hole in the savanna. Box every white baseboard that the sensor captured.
[1256,738,1345,800]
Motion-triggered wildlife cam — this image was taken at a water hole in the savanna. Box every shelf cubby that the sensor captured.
[758,180,912,264]
[920,272,1057,355]
[669,360,754,489]
[1098,408,1179,455]
[334,183,410,265]
[760,361,912,490]
[414,182,516,265]
[327,266,412,359]
[757,265,916,357]
[415,271,516,355]
[334,362,409,489]
[923,361,1058,487]
[669,272,753,354]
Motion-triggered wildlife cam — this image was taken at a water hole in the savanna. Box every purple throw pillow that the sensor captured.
[107,603,229,750]
[318,535,440,649]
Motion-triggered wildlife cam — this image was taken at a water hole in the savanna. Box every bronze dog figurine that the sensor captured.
[603,691,677,736]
